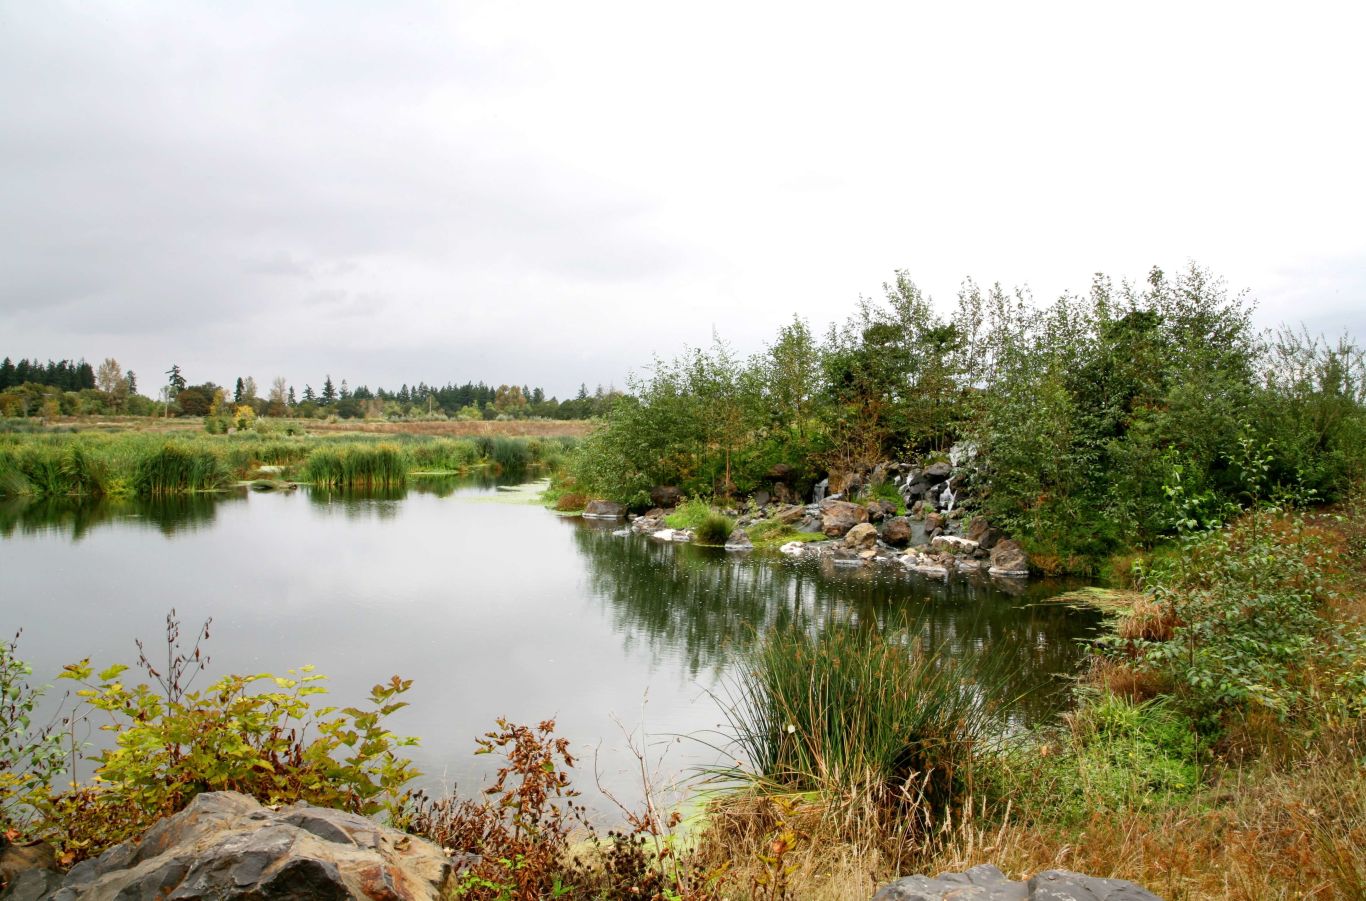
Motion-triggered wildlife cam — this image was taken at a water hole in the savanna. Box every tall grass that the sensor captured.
[490,436,530,472]
[718,622,1013,846]
[303,443,407,489]
[406,438,481,472]
[694,512,735,545]
[132,444,232,495]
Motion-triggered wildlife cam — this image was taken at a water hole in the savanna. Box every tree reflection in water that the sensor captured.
[572,522,1102,724]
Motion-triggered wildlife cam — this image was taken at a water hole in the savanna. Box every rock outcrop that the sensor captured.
[872,863,1162,900]
[31,791,456,900]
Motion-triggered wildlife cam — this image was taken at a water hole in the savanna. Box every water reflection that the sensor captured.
[0,492,237,541]
[573,525,1101,721]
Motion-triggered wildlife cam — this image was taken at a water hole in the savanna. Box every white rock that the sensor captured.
[779,541,807,557]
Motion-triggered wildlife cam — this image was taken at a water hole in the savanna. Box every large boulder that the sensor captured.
[819,499,868,538]
[582,499,626,519]
[844,522,878,550]
[649,486,683,509]
[872,863,1161,900]
[772,504,806,525]
[45,792,455,900]
[881,516,913,547]
[989,539,1030,576]
[923,512,946,535]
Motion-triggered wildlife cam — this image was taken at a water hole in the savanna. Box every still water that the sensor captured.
[0,477,1100,819]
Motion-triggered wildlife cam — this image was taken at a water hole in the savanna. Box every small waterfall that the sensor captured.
[813,478,828,503]
[940,475,955,513]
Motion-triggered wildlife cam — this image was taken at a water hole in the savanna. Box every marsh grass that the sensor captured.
[303,443,407,489]
[715,622,1015,854]
[489,436,530,473]
[132,444,232,495]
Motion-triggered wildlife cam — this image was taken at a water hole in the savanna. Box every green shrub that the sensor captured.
[1,632,66,838]
[992,690,1201,826]
[46,655,418,859]
[1138,510,1345,724]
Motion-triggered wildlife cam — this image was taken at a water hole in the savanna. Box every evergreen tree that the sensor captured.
[165,365,186,394]
[303,384,316,402]
[234,377,245,403]
[321,376,336,405]
[288,386,296,406]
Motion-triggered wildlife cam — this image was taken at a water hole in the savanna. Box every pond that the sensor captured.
[0,476,1102,821]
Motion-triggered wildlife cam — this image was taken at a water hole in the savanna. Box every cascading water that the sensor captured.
[940,475,955,513]
[813,478,828,503]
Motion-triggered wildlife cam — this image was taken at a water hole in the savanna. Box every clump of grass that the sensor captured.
[862,478,905,513]
[407,438,481,472]
[664,497,712,529]
[61,441,111,496]
[489,436,530,473]
[303,443,407,489]
[132,444,231,495]
[694,512,734,546]
[718,622,1011,849]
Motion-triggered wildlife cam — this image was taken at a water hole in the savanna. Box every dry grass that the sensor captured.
[694,740,1365,900]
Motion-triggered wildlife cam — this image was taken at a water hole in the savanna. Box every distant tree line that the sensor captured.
[0,358,95,392]
[0,354,613,421]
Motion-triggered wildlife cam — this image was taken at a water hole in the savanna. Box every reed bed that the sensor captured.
[302,443,407,489]
[131,444,232,495]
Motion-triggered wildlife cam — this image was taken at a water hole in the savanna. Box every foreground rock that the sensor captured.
[872,863,1162,900]
[33,791,455,900]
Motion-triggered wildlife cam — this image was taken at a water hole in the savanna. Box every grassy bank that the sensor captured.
[0,431,577,497]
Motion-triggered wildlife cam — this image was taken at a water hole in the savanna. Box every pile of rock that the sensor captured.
[584,450,1031,580]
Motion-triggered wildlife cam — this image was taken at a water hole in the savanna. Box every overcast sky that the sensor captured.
[2,1,1363,398]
